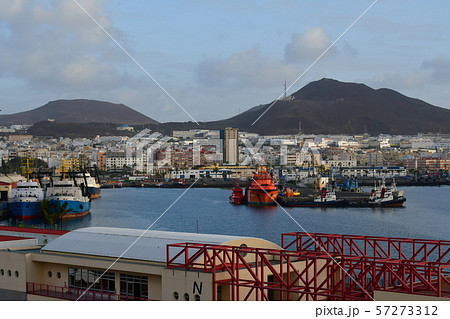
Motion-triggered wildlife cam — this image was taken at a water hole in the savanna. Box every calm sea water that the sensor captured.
[3,185,449,246]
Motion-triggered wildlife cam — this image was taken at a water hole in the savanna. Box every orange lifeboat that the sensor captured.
[246,167,278,206]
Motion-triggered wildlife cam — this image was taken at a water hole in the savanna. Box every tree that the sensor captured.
[40,200,74,230]
[52,201,74,230]
[39,200,55,229]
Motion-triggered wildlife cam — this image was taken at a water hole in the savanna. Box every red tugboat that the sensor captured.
[229,181,246,205]
[245,166,278,206]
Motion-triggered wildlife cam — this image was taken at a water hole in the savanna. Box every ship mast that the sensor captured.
[21,157,33,181]
[60,159,70,181]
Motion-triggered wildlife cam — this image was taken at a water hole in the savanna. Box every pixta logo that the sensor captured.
[125,129,172,173]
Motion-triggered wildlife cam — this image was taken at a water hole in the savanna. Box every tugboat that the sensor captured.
[245,167,278,206]
[229,181,246,205]
[348,178,406,207]
[311,188,346,207]
[7,159,46,220]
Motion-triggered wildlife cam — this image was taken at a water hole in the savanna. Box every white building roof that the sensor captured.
[41,227,259,263]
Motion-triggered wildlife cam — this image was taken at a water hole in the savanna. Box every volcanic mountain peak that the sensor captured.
[0,99,158,126]
[202,78,450,135]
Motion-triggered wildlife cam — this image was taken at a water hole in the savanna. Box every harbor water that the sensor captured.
[2,186,449,246]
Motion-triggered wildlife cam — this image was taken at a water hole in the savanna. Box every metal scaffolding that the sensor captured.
[282,232,450,299]
[166,233,450,301]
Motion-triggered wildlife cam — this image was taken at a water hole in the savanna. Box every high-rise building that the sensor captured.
[220,127,238,165]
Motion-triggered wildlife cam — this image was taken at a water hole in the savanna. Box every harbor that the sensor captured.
[0,159,101,222]
[228,167,407,208]
[1,184,449,302]
[1,185,449,244]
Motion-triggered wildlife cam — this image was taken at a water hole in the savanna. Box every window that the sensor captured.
[216,285,222,301]
[120,274,148,300]
[267,275,275,301]
[239,243,248,257]
[68,268,115,294]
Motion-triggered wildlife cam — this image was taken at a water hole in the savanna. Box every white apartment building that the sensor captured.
[341,166,407,178]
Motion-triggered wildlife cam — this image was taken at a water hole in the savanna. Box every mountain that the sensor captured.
[26,121,157,138]
[2,79,449,136]
[0,99,159,126]
[190,78,450,135]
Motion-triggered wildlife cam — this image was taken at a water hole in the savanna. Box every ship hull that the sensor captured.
[101,182,123,189]
[246,189,278,206]
[279,198,347,207]
[348,198,406,208]
[229,195,245,205]
[87,186,101,199]
[47,200,91,219]
[8,201,41,220]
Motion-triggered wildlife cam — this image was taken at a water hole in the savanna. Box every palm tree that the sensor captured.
[39,200,55,229]
[40,200,74,230]
[52,201,74,230]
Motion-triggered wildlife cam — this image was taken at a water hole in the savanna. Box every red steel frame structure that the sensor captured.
[282,232,450,299]
[166,233,450,301]
[167,243,354,301]
[281,232,450,263]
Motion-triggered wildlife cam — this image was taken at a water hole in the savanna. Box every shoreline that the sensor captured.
[116,179,449,189]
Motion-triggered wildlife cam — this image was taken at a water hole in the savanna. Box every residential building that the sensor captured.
[220,127,238,165]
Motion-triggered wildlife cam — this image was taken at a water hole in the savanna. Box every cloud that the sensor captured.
[367,57,450,108]
[196,45,298,88]
[421,56,450,83]
[370,55,450,91]
[341,40,359,57]
[370,70,430,91]
[0,0,25,19]
[0,0,128,93]
[284,27,334,62]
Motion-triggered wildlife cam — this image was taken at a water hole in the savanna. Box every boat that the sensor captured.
[229,181,246,205]
[45,179,91,219]
[338,177,363,192]
[7,180,46,220]
[348,178,406,207]
[74,172,101,199]
[46,163,91,219]
[101,181,123,189]
[278,187,346,207]
[6,159,46,220]
[245,167,278,206]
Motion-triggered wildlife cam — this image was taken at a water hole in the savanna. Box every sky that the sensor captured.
[0,0,449,124]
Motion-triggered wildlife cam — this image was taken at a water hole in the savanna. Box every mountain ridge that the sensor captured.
[2,79,450,136]
[210,78,450,135]
[0,99,159,126]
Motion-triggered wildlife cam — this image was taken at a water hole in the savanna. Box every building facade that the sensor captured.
[220,127,238,165]
[1,226,449,301]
